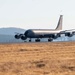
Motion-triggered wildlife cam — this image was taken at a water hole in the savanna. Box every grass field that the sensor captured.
[0,42,75,75]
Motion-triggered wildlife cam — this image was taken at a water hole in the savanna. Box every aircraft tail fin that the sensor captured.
[55,15,63,30]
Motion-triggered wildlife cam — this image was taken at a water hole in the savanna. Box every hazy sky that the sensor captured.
[0,0,75,30]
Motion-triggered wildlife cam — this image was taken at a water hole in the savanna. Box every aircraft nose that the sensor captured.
[24,30,34,37]
[24,30,29,36]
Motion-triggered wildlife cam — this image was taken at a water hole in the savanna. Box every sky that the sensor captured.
[0,0,75,30]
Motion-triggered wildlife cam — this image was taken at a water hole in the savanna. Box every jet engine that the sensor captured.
[51,34,58,39]
[65,32,73,37]
[21,35,27,40]
[15,34,23,39]
[15,34,20,39]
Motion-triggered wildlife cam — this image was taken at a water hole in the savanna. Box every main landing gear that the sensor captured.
[35,38,53,42]
[29,38,40,42]
[48,38,53,42]
[29,38,31,42]
[28,38,40,42]
[28,38,53,42]
[35,38,40,42]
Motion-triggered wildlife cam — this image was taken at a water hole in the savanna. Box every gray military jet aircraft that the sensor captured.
[15,15,75,42]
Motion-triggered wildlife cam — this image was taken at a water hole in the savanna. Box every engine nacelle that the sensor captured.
[51,34,59,39]
[15,34,20,39]
[65,32,73,37]
[15,34,23,39]
[21,35,27,40]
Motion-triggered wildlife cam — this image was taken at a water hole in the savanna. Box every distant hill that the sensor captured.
[0,27,25,43]
[0,34,24,43]
[0,27,25,35]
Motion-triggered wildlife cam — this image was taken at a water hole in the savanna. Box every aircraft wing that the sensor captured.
[59,29,75,37]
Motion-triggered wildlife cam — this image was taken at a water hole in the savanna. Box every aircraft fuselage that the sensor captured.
[24,29,61,38]
[14,15,64,42]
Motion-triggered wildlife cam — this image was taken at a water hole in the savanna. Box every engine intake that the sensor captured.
[15,34,20,39]
[65,32,73,37]
[15,34,23,39]
[21,35,27,40]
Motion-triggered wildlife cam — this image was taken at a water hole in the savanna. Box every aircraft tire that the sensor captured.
[35,39,40,42]
[29,40,31,42]
[29,39,31,42]
[48,38,53,42]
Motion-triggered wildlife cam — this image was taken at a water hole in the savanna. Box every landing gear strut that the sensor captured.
[35,38,40,42]
[29,38,31,42]
[48,38,53,42]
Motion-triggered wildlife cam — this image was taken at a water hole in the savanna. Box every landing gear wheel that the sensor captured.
[29,40,31,42]
[48,38,53,42]
[35,39,40,42]
[29,38,31,42]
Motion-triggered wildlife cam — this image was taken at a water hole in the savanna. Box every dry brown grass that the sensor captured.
[0,42,75,75]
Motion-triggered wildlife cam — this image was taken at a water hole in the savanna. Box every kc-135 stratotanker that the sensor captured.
[15,15,75,42]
